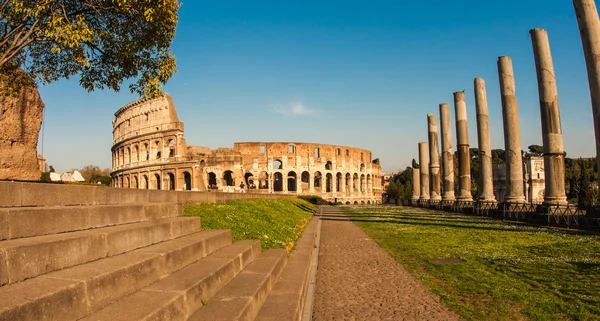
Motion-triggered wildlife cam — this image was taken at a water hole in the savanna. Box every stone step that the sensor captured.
[255,217,320,321]
[188,248,288,321]
[0,203,182,240]
[77,240,261,321]
[0,217,200,285]
[0,229,232,321]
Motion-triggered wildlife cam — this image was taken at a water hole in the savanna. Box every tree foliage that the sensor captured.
[0,0,180,97]
[527,144,544,157]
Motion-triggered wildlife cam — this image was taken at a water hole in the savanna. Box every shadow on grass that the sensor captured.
[319,216,551,234]
[293,202,316,213]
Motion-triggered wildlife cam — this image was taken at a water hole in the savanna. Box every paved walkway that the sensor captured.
[311,207,461,321]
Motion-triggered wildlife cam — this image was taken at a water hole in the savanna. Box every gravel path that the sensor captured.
[311,207,461,321]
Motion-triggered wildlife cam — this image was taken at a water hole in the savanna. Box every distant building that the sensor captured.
[492,156,545,203]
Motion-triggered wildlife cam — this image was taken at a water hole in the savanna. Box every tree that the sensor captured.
[48,165,55,173]
[491,149,505,164]
[386,181,401,204]
[0,1,180,97]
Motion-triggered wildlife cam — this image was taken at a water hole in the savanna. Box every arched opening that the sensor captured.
[314,171,322,192]
[168,139,176,157]
[155,141,161,159]
[133,176,138,189]
[168,173,175,190]
[367,200,371,204]
[125,176,130,188]
[244,173,254,189]
[346,201,351,205]
[336,173,343,192]
[353,173,359,192]
[143,175,148,189]
[126,147,131,164]
[184,172,192,190]
[325,161,332,170]
[301,171,310,191]
[154,174,161,190]
[367,174,372,192]
[274,172,283,192]
[354,201,358,205]
[360,163,365,172]
[258,171,269,189]
[345,173,351,195]
[273,159,283,170]
[208,172,217,189]
[144,143,149,160]
[326,173,333,193]
[288,171,297,192]
[134,145,139,162]
[223,171,234,186]
[200,160,206,167]
[360,174,365,192]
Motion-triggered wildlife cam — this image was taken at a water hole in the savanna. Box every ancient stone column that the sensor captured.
[474,78,497,203]
[439,103,456,201]
[427,114,442,201]
[453,92,473,201]
[530,28,569,206]
[412,167,421,204]
[498,56,526,203]
[573,0,600,204]
[418,142,430,201]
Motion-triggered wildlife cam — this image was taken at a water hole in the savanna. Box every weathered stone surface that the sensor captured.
[498,56,526,203]
[453,92,473,201]
[574,0,600,204]
[427,114,442,201]
[0,72,44,180]
[412,167,420,203]
[530,28,568,206]
[439,103,455,201]
[418,142,430,201]
[474,78,497,203]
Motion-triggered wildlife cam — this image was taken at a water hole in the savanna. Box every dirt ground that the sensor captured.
[311,208,462,321]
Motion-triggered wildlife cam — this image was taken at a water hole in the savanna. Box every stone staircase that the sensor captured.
[0,182,320,321]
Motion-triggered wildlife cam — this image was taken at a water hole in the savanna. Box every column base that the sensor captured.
[542,197,569,207]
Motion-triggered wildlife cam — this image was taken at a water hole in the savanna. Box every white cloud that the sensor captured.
[273,101,317,116]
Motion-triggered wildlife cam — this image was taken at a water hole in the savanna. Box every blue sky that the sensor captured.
[38,0,596,174]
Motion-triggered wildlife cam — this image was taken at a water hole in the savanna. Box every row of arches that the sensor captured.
[112,137,178,169]
[113,171,193,190]
[271,159,369,172]
[204,170,375,194]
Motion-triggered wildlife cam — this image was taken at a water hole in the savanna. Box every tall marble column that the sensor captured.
[428,114,442,201]
[498,56,526,203]
[418,142,430,201]
[453,91,473,201]
[439,103,456,201]
[530,28,568,206]
[412,167,421,204]
[573,0,600,204]
[474,78,497,203]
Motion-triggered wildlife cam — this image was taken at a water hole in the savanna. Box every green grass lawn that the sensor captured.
[342,205,600,321]
[184,198,315,252]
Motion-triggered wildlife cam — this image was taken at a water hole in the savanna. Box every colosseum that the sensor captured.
[110,94,383,204]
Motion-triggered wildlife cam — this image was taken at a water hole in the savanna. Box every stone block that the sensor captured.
[1,231,108,284]
[104,221,172,256]
[0,182,22,207]
[189,249,287,321]
[45,252,163,311]
[0,277,90,321]
[78,290,187,321]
